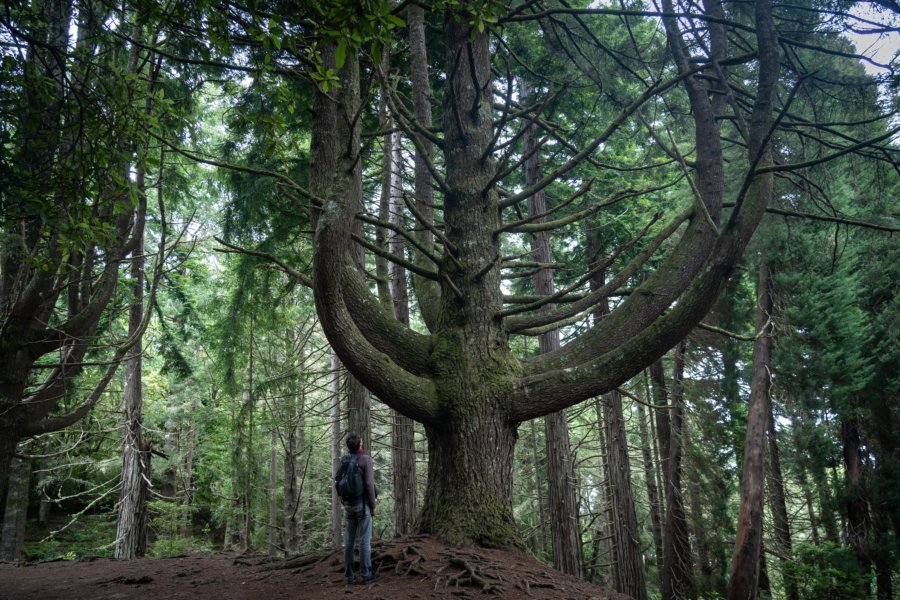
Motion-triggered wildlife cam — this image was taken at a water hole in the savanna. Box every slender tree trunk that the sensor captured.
[283,378,304,554]
[587,205,642,595]
[243,319,256,551]
[661,342,694,600]
[114,201,149,560]
[544,411,582,576]
[521,77,582,577]
[604,390,649,600]
[0,456,30,562]
[651,361,673,495]
[766,394,797,600]
[37,463,50,526]
[686,424,714,593]
[637,398,665,573]
[649,390,667,521]
[330,350,343,548]
[268,425,278,557]
[727,263,773,600]
[181,394,197,537]
[840,416,872,598]
[529,419,548,557]
[388,135,417,536]
[797,466,820,545]
[593,398,615,587]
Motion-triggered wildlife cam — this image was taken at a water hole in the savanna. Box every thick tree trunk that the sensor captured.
[347,377,370,450]
[418,414,518,547]
[604,390,649,600]
[0,456,30,562]
[0,427,18,528]
[661,343,694,600]
[727,263,773,600]
[115,439,150,559]
[766,394,797,600]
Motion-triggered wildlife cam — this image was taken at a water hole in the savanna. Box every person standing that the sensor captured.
[337,432,379,584]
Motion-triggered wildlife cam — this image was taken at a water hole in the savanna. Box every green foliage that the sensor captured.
[147,500,213,557]
[784,542,870,600]
[23,514,116,561]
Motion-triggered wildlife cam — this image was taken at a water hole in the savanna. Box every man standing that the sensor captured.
[337,432,379,584]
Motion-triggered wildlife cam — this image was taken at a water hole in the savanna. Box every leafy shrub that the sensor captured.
[784,542,869,600]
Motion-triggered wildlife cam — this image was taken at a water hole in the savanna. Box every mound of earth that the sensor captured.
[0,535,631,599]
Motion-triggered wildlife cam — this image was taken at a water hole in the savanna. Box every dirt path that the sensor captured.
[0,536,631,599]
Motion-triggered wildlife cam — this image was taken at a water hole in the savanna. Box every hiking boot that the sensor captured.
[362,573,381,584]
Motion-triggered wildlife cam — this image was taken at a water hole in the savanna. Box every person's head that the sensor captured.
[346,433,361,453]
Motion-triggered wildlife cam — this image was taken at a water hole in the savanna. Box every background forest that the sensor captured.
[0,1,898,599]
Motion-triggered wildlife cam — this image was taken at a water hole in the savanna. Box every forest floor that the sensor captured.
[0,535,630,599]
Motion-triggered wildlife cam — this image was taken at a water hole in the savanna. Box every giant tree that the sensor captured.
[305,0,788,547]
[195,0,894,549]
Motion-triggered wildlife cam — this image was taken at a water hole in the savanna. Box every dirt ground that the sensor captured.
[0,536,631,600]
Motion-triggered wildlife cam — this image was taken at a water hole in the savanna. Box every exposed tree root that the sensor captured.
[246,536,620,598]
[254,549,334,572]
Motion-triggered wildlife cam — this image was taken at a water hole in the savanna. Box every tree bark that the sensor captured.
[0,456,30,562]
[522,76,583,578]
[637,398,665,574]
[528,419,548,557]
[330,350,342,549]
[604,390,648,600]
[661,343,694,600]
[727,263,774,600]
[766,394,797,600]
[686,424,715,593]
[283,369,304,554]
[405,3,439,327]
[268,425,278,557]
[114,190,149,560]
[418,417,519,546]
[388,134,418,536]
[586,209,645,595]
[840,416,872,598]
[797,465,820,545]
[592,398,615,587]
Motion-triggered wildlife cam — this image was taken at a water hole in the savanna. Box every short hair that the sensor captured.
[346,433,361,453]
